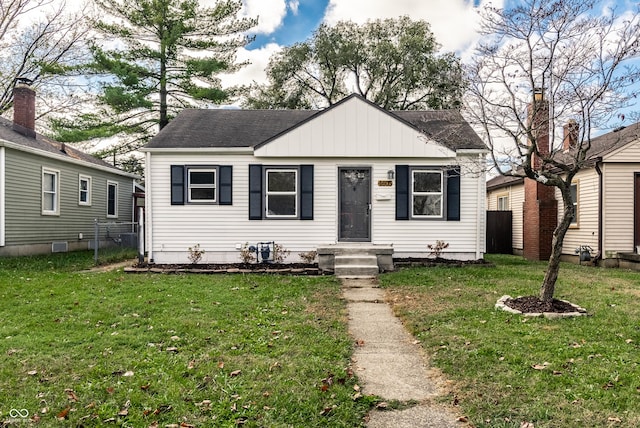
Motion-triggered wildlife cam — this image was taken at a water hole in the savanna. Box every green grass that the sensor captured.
[379,254,640,427]
[0,251,373,427]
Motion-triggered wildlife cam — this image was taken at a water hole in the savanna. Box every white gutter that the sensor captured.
[145,151,153,262]
[0,147,4,247]
[140,147,253,154]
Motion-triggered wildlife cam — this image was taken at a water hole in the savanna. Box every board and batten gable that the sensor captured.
[0,145,135,255]
[254,96,456,159]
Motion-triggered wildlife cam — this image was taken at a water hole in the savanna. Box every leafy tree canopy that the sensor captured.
[50,0,256,156]
[245,16,464,110]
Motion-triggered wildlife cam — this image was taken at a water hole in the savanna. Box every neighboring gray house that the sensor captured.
[0,83,138,256]
[142,94,488,271]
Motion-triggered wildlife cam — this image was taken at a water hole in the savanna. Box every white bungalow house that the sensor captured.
[141,94,487,273]
[486,121,640,268]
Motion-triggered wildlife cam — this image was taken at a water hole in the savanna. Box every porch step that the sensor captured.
[334,254,379,278]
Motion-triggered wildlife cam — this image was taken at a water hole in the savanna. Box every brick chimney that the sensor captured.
[12,79,36,138]
[522,88,557,261]
[563,119,578,151]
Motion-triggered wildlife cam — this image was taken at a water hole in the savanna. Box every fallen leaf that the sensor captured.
[123,370,134,377]
[30,414,41,423]
[320,405,336,416]
[356,339,365,347]
[28,370,38,376]
[626,339,633,344]
[520,422,535,428]
[141,384,150,391]
[103,417,116,423]
[217,361,225,369]
[56,407,70,420]
[166,347,179,353]
[352,392,362,400]
[531,362,550,370]
[608,417,622,423]
[147,422,158,428]
[320,384,329,392]
[230,369,242,377]
[353,384,360,391]
[171,335,180,341]
[188,360,196,369]
[552,371,563,376]
[153,405,172,415]
[117,408,128,417]
[65,389,79,402]
[457,416,469,423]
[106,387,115,395]
[180,423,195,428]
[376,402,388,409]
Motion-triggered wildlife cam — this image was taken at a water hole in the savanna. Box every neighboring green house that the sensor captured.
[0,83,138,256]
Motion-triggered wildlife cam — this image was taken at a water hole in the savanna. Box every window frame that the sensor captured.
[496,193,509,211]
[42,167,60,216]
[265,167,298,219]
[107,180,118,218]
[187,167,217,203]
[410,168,444,219]
[570,181,579,228]
[78,174,92,206]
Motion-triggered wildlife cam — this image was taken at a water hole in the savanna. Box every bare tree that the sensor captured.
[466,0,640,303]
[0,0,92,122]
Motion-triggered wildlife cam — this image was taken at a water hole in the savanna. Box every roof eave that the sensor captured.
[0,139,139,179]
[141,146,254,154]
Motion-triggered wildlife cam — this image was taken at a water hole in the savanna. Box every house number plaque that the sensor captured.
[377,180,393,187]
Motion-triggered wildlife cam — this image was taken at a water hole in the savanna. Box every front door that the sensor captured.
[339,168,371,242]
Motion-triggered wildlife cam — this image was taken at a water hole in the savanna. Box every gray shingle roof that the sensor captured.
[0,116,120,170]
[145,94,486,152]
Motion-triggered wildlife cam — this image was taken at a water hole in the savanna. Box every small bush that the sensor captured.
[273,243,290,263]
[187,244,205,264]
[239,243,256,264]
[298,250,317,264]
[427,240,449,258]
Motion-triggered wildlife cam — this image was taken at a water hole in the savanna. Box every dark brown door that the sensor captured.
[339,168,371,242]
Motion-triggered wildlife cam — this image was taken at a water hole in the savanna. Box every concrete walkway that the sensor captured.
[342,278,465,428]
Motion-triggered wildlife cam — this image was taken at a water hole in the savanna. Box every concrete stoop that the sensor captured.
[334,254,379,278]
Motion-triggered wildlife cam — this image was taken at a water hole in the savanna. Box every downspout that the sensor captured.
[0,147,5,247]
[476,153,485,259]
[595,158,603,263]
[145,151,153,262]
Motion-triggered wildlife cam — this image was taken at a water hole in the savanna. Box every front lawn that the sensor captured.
[0,251,372,427]
[380,254,640,427]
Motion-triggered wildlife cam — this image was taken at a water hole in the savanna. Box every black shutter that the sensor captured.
[170,165,185,205]
[219,166,232,205]
[248,164,263,220]
[395,165,409,220]
[299,165,314,220]
[447,167,461,221]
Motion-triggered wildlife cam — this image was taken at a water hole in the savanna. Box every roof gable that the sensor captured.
[144,94,486,156]
[254,94,460,158]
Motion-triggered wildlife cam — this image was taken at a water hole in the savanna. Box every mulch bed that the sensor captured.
[393,257,493,268]
[505,296,579,313]
[125,262,323,275]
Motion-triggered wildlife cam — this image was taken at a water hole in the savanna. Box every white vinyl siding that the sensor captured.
[601,163,637,256]
[42,168,60,215]
[556,170,598,256]
[147,153,485,264]
[486,184,524,251]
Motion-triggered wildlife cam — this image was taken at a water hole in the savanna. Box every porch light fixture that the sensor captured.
[533,87,545,102]
[387,170,395,180]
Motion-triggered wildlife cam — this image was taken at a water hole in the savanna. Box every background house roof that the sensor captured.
[486,174,524,191]
[0,116,122,171]
[145,95,486,152]
[586,121,640,159]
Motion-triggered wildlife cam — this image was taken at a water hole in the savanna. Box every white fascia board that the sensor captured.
[457,148,489,155]
[140,147,253,155]
[0,139,139,179]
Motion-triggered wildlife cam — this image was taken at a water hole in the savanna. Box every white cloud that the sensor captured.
[219,43,282,87]
[240,0,288,35]
[288,0,300,15]
[323,0,499,53]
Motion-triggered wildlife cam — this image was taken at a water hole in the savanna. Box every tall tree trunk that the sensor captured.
[540,185,574,302]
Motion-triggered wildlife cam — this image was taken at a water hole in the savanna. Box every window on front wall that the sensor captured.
[412,170,443,218]
[188,168,216,202]
[107,181,118,218]
[570,182,578,227]
[79,175,92,206]
[266,169,297,217]
[42,168,60,215]
[497,194,509,211]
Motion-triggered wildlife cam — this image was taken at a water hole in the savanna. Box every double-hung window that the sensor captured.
[265,169,297,218]
[188,168,216,202]
[107,181,118,218]
[42,168,60,215]
[570,182,579,227]
[412,170,443,218]
[497,194,509,211]
[79,175,92,206]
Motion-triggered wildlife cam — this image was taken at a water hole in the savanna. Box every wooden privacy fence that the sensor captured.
[486,210,513,254]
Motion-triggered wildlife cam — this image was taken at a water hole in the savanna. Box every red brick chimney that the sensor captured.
[563,119,578,151]
[523,88,557,261]
[12,80,36,138]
